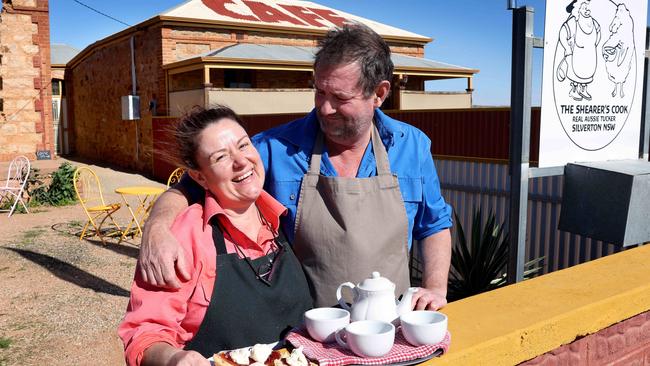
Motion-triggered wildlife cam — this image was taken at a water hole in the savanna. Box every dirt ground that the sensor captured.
[0,157,167,366]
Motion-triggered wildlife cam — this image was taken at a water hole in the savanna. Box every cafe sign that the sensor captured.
[161,0,428,41]
[539,0,648,167]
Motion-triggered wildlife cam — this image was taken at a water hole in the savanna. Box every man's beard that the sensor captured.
[317,114,369,142]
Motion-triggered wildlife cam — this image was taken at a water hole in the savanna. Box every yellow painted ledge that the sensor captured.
[426,244,650,365]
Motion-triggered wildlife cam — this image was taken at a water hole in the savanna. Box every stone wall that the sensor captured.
[521,311,650,365]
[67,27,162,172]
[0,0,53,161]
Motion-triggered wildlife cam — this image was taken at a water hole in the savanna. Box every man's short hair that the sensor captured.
[314,23,393,97]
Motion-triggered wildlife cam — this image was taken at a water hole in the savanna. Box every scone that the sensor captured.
[213,345,291,366]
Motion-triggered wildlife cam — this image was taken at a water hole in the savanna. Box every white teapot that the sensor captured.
[336,271,418,323]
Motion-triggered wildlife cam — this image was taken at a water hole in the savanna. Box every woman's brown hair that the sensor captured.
[174,105,245,170]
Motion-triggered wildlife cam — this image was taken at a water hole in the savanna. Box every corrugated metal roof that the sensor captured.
[51,44,80,65]
[199,43,474,72]
[391,53,474,71]
[204,43,315,62]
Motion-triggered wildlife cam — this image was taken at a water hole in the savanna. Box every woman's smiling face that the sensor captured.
[190,118,264,210]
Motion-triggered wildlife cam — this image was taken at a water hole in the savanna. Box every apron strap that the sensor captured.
[210,218,228,255]
[308,132,325,175]
[308,121,392,177]
[370,122,391,176]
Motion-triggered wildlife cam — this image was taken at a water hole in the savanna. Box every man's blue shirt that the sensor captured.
[252,108,452,249]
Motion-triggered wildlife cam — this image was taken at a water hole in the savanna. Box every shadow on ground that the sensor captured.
[50,222,140,259]
[2,247,130,297]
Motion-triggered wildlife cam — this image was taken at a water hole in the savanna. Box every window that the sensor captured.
[0,99,3,112]
[0,77,2,91]
[52,80,60,96]
[51,79,65,96]
[224,69,253,88]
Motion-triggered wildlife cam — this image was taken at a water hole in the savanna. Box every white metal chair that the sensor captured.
[0,155,31,217]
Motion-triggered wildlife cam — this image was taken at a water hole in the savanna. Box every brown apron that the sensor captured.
[293,123,410,307]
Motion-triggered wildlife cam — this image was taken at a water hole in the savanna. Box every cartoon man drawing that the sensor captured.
[556,0,601,101]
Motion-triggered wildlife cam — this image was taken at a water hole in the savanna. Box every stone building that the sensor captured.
[66,0,479,172]
[0,0,54,162]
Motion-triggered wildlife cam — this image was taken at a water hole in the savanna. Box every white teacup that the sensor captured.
[304,307,350,343]
[335,320,395,358]
[400,310,447,346]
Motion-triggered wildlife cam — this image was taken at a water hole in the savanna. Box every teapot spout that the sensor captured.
[396,287,419,316]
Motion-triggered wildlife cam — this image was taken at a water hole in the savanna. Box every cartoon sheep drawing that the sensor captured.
[602,3,635,98]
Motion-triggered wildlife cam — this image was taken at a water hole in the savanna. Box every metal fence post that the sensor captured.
[641,27,650,160]
[507,6,534,284]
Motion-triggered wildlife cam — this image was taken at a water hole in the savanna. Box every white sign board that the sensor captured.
[539,0,647,167]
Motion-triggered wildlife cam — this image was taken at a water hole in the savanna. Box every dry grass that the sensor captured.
[0,205,138,365]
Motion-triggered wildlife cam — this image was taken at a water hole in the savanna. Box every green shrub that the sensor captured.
[448,208,543,301]
[27,162,77,207]
[44,162,77,205]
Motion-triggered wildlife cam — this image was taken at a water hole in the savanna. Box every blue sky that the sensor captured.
[49,0,648,107]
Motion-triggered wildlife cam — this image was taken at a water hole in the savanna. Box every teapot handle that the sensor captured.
[336,282,355,311]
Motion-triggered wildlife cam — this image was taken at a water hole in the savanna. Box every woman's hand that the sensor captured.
[167,350,210,366]
[143,343,209,366]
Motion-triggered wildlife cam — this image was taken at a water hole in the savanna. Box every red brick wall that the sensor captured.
[0,0,53,161]
[254,70,311,88]
[151,108,539,181]
[520,310,650,365]
[69,18,424,171]
[67,25,163,171]
[163,24,424,63]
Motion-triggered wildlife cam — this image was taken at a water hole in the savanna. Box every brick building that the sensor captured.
[0,0,54,162]
[66,0,478,172]
[50,43,79,156]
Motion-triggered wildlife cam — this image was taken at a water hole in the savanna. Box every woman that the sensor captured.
[118,106,313,366]
[557,0,601,101]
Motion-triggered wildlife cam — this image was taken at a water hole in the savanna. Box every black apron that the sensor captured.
[185,220,313,357]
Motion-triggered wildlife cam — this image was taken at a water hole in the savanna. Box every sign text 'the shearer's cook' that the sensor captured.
[201,0,349,28]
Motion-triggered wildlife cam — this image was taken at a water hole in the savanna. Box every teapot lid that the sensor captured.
[358,271,395,291]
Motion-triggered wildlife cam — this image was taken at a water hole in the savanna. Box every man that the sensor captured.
[139,23,452,309]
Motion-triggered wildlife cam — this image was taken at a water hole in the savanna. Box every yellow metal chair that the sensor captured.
[73,166,122,244]
[166,167,186,188]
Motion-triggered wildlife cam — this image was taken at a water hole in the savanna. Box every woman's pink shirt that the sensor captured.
[118,190,286,365]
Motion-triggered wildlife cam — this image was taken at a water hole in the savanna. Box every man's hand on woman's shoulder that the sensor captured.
[139,221,191,289]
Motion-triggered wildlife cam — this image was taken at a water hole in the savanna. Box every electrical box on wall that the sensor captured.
[559,160,650,246]
[121,95,140,120]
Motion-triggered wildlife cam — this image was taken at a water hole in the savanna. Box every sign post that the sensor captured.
[507,6,534,284]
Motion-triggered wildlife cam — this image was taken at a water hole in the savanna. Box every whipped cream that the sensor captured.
[286,346,308,366]
[250,343,273,363]
[229,347,251,365]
